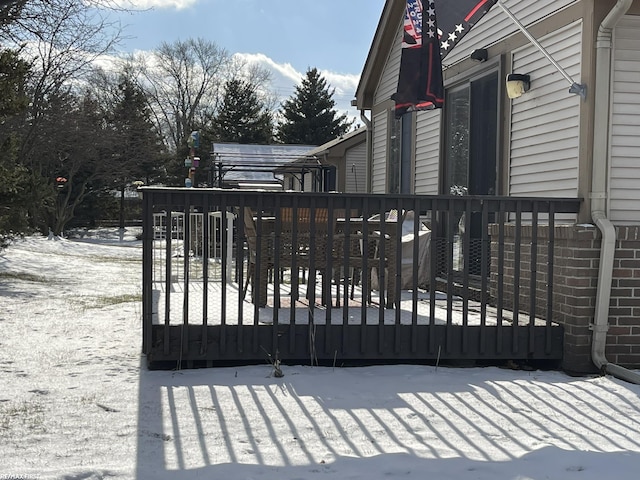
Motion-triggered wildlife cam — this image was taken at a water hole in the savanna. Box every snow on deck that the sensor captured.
[150,279,544,327]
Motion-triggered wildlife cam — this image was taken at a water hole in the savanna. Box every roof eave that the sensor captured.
[355,0,404,111]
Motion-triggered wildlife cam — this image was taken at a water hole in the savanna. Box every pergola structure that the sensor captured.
[209,143,336,191]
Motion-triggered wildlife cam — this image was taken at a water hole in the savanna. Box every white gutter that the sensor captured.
[591,0,640,384]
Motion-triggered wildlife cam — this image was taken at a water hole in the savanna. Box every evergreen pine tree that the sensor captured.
[110,76,166,185]
[276,67,353,145]
[0,49,32,246]
[108,76,166,227]
[214,79,273,144]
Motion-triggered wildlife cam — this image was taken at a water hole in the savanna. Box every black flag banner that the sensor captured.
[392,0,498,117]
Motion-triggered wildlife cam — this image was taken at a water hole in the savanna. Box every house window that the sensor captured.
[442,70,498,275]
[445,87,470,195]
[389,113,413,194]
[443,70,498,196]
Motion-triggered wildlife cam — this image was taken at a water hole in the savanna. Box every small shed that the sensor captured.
[280,127,368,193]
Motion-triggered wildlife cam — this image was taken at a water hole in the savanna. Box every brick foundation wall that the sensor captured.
[608,226,640,368]
[489,223,640,373]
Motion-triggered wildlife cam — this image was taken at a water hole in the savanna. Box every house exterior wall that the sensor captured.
[414,109,441,195]
[610,15,640,224]
[361,0,640,371]
[444,0,579,66]
[303,173,313,192]
[509,21,582,198]
[374,26,402,107]
[368,1,583,198]
[344,142,367,193]
[371,110,388,193]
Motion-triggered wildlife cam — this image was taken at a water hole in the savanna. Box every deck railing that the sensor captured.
[141,188,581,368]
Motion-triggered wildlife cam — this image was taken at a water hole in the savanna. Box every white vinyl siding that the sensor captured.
[371,110,388,193]
[610,16,640,225]
[375,24,403,106]
[508,21,582,197]
[303,173,313,192]
[444,0,578,67]
[414,109,441,194]
[344,143,367,193]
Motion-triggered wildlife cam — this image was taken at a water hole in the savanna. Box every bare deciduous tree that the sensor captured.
[2,0,123,168]
[131,38,233,153]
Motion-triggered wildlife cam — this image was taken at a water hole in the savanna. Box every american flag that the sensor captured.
[393,0,497,116]
[436,0,498,59]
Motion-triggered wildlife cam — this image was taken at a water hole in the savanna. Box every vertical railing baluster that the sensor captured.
[377,197,386,354]
[529,202,539,355]
[496,200,505,355]
[219,196,229,322]
[360,196,370,355]
[201,195,210,356]
[394,199,403,354]
[182,197,191,362]
[236,197,245,355]
[286,199,296,356]
[253,197,263,354]
[341,196,353,354]
[307,200,318,365]
[289,198,300,312]
[546,202,556,354]
[142,190,153,355]
[163,209,173,357]
[410,197,421,354]
[513,203,522,355]
[393,198,403,319]
[429,201,438,355]
[480,199,489,355]
[272,196,283,359]
[461,197,471,355]
[272,196,282,319]
[446,197,455,354]
[325,197,336,355]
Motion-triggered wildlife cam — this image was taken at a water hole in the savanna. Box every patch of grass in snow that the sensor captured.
[76,293,142,310]
[80,393,97,405]
[0,271,48,283]
[97,293,142,306]
[92,255,141,263]
[0,400,45,433]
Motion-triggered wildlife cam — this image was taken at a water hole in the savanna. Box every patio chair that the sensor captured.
[351,209,410,306]
[333,217,390,307]
[242,206,334,307]
[242,207,273,304]
[279,207,334,305]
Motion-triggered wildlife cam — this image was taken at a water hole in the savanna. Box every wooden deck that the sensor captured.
[140,189,579,369]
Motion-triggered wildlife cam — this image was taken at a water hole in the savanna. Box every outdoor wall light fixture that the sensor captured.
[506,73,531,99]
[470,49,488,62]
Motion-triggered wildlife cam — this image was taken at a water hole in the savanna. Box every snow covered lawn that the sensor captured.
[1,230,640,479]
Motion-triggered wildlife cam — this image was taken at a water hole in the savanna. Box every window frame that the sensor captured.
[440,60,503,197]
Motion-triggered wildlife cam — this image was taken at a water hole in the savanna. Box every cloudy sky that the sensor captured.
[109,0,387,119]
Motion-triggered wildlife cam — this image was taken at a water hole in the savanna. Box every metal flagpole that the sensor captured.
[497,0,587,100]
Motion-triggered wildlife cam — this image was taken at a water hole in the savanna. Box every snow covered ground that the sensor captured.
[1,230,640,479]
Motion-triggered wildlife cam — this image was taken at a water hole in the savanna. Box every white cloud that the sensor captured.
[319,70,360,98]
[233,52,302,87]
[232,52,362,122]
